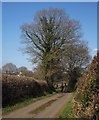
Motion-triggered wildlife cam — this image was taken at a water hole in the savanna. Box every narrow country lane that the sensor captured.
[3,93,72,118]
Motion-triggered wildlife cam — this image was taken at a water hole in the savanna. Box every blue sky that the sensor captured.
[2,2,97,70]
[2,0,97,2]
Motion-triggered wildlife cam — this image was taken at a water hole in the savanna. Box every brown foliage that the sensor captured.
[2,74,52,107]
[73,51,99,119]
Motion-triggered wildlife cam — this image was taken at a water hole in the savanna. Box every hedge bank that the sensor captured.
[73,51,99,119]
[2,74,52,107]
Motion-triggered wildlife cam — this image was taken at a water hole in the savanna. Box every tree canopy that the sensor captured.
[21,8,91,88]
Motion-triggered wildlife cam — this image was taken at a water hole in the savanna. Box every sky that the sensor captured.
[2,2,97,70]
[2,0,98,2]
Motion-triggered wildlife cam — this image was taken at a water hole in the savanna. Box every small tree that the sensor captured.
[21,8,82,83]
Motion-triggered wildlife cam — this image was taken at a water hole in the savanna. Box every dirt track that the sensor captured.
[3,93,72,118]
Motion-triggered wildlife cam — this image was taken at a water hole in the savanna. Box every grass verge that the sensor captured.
[2,92,56,115]
[58,91,76,118]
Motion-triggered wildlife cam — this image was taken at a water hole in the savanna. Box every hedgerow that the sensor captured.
[73,51,99,119]
[2,74,52,107]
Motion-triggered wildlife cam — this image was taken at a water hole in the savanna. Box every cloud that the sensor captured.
[92,48,97,52]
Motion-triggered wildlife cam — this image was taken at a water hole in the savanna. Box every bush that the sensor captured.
[2,74,52,107]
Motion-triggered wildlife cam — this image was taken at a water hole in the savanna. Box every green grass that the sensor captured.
[58,91,76,118]
[3,92,56,115]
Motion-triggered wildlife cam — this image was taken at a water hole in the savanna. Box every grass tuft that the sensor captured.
[58,91,76,118]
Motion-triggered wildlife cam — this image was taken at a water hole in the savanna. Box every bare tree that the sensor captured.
[2,63,17,74]
[62,41,91,70]
[18,66,28,72]
[61,41,91,92]
[18,66,34,77]
[21,8,82,83]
